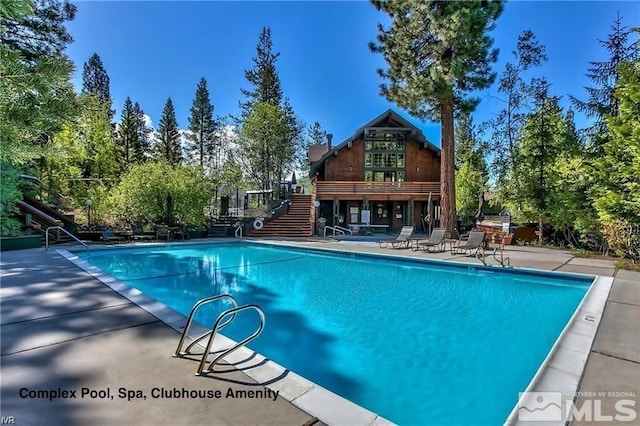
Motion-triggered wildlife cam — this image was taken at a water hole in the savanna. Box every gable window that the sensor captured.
[363,131,406,182]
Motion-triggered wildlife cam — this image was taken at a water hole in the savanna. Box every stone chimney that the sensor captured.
[327,133,333,150]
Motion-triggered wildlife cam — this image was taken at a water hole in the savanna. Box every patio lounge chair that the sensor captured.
[132,224,154,241]
[156,225,171,241]
[451,230,485,257]
[379,225,414,249]
[101,229,125,244]
[414,228,446,253]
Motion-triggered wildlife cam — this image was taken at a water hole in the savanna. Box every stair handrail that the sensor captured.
[196,304,265,375]
[267,199,291,220]
[323,225,346,237]
[45,226,88,254]
[174,294,238,357]
[234,224,243,238]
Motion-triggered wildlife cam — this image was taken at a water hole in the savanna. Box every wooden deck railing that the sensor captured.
[316,181,440,198]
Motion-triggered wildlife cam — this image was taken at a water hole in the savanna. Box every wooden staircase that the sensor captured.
[248,195,312,238]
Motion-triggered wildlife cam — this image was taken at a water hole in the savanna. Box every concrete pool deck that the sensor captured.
[1,240,638,425]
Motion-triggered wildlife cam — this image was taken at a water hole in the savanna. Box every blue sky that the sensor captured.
[66,1,639,147]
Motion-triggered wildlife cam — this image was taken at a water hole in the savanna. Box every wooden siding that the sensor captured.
[405,141,440,181]
[323,139,364,181]
[319,138,440,182]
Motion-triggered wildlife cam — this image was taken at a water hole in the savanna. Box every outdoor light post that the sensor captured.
[86,198,93,228]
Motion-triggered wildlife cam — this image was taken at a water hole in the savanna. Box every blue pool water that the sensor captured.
[79,242,592,424]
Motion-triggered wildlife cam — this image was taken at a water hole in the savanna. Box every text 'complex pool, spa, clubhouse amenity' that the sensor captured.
[77,242,594,424]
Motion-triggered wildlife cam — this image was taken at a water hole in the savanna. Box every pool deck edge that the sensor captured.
[58,248,393,426]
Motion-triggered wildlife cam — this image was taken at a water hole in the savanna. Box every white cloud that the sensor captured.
[143,114,153,129]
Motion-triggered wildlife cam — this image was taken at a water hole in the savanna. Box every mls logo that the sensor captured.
[518,392,563,421]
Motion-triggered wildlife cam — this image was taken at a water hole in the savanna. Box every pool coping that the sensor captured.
[59,240,612,425]
[58,247,393,426]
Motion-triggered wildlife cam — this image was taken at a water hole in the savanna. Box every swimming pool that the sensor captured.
[78,242,593,424]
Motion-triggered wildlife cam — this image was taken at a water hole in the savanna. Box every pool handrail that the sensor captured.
[45,226,89,254]
[196,304,266,375]
[174,294,238,357]
[323,225,353,237]
[334,225,353,235]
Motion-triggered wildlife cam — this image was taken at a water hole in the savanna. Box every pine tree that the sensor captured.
[570,14,639,151]
[280,97,303,187]
[1,0,77,62]
[239,102,287,191]
[307,122,327,146]
[490,30,547,210]
[514,80,569,242]
[187,77,217,168]
[454,112,487,224]
[370,0,503,233]
[116,97,139,170]
[82,53,113,119]
[155,98,182,166]
[240,27,283,118]
[594,61,640,227]
[133,102,151,162]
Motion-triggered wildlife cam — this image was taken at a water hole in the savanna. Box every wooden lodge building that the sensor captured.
[309,109,441,234]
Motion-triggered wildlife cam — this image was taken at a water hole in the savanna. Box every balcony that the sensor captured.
[315,181,440,201]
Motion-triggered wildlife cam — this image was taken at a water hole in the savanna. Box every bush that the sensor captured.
[110,161,211,228]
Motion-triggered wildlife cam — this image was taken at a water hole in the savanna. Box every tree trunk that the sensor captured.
[440,95,457,235]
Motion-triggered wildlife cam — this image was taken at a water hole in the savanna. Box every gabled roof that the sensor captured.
[309,109,440,174]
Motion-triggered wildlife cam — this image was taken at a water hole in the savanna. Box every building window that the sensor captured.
[363,131,406,181]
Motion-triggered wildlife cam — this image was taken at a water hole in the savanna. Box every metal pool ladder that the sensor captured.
[174,294,266,376]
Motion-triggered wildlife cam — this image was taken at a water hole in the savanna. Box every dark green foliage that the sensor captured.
[240,27,283,118]
[187,77,217,168]
[593,61,640,228]
[490,30,547,210]
[307,121,327,146]
[1,0,77,62]
[155,98,182,166]
[570,14,639,150]
[81,53,113,119]
[237,27,299,196]
[117,97,140,170]
[454,112,488,224]
[132,102,151,161]
[370,0,503,232]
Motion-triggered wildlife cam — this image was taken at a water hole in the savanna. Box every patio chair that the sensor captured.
[451,230,486,257]
[101,228,125,244]
[172,226,188,241]
[414,228,446,253]
[132,223,154,241]
[156,224,172,241]
[379,225,414,249]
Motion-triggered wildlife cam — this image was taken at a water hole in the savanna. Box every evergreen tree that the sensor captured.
[490,30,547,210]
[281,97,304,182]
[155,98,182,166]
[307,122,327,146]
[1,0,77,62]
[237,27,299,197]
[82,53,113,118]
[240,27,283,118]
[116,97,139,170]
[593,61,640,231]
[454,112,488,224]
[238,102,288,191]
[570,14,639,151]
[511,81,576,243]
[132,102,151,162]
[187,77,217,168]
[370,0,503,233]
[77,94,119,181]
